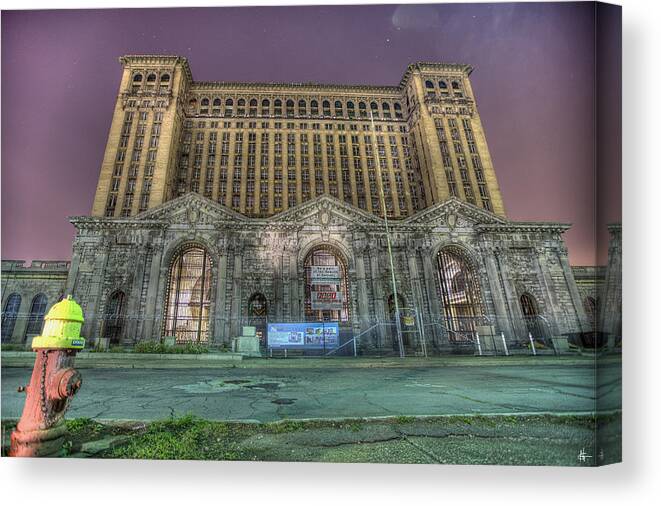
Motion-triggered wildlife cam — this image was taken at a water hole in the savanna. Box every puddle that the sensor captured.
[271,398,297,405]
[246,383,281,392]
[173,378,284,394]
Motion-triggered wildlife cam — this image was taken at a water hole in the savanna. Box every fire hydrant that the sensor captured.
[9,295,85,457]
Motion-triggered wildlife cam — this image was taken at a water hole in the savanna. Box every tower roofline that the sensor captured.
[118,55,473,92]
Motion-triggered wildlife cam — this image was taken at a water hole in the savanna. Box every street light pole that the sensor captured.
[370,111,404,359]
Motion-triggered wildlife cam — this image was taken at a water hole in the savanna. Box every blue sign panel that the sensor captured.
[267,322,340,349]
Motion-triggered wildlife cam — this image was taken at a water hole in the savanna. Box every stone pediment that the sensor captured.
[134,192,247,225]
[268,194,383,228]
[402,197,507,228]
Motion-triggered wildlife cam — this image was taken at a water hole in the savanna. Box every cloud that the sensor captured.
[391,4,442,31]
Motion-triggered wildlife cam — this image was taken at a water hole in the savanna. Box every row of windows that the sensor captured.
[189,97,404,120]
[424,78,465,98]
[132,72,170,83]
[185,120,407,133]
[1,293,49,342]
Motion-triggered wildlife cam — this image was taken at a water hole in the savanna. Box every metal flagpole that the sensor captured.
[370,111,404,359]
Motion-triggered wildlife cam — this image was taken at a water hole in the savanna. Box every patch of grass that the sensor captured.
[133,341,209,354]
[107,414,251,461]
[1,344,28,351]
[393,416,415,425]
[66,418,104,437]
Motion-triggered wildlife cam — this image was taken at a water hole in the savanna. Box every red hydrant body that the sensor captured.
[9,296,85,458]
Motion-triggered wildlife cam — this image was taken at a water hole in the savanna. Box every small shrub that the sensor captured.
[133,341,209,354]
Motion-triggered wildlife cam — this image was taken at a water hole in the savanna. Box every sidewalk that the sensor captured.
[1,350,620,370]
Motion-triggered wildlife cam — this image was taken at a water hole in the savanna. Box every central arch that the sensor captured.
[304,244,351,323]
[163,244,213,343]
[435,245,484,343]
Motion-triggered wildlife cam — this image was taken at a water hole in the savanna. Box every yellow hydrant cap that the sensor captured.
[32,295,86,350]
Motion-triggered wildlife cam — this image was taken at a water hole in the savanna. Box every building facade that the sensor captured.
[3,55,615,353]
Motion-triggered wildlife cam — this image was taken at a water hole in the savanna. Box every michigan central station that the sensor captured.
[1,55,621,355]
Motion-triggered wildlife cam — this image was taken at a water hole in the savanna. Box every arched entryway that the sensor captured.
[248,292,268,346]
[436,246,484,343]
[520,292,548,343]
[103,290,126,345]
[1,293,21,342]
[304,245,350,323]
[387,293,408,346]
[163,245,213,343]
[25,294,48,339]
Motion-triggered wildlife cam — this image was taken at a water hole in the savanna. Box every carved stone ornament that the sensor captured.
[446,212,458,230]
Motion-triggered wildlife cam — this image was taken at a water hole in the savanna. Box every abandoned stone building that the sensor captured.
[1,55,620,353]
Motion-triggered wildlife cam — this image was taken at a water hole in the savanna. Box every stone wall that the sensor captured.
[1,260,69,343]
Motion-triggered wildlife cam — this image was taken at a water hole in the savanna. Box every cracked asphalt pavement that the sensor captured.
[1,360,620,422]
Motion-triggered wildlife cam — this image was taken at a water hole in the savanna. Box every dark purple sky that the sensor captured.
[1,3,621,266]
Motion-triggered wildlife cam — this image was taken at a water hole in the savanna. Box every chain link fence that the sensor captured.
[2,310,604,357]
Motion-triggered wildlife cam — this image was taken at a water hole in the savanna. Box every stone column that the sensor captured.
[273,252,283,321]
[289,252,300,321]
[213,251,228,345]
[230,251,243,337]
[556,245,590,332]
[407,247,428,350]
[83,239,110,345]
[354,247,371,332]
[482,247,513,338]
[534,246,562,335]
[64,241,82,297]
[422,252,443,346]
[368,247,387,348]
[142,243,163,341]
[123,245,149,345]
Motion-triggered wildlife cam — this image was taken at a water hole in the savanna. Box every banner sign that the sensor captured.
[267,322,339,349]
[310,265,341,285]
[311,290,344,310]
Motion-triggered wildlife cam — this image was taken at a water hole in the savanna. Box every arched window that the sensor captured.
[436,247,483,343]
[212,98,221,114]
[322,100,331,117]
[358,101,367,118]
[425,80,434,89]
[261,99,270,116]
[382,102,391,118]
[160,73,170,82]
[249,98,258,116]
[200,98,209,114]
[274,99,282,116]
[310,100,319,116]
[304,245,350,323]
[334,100,343,117]
[1,294,21,342]
[370,101,379,119]
[212,98,221,107]
[394,102,402,118]
[103,291,125,344]
[146,73,157,82]
[451,81,460,90]
[584,296,598,331]
[347,101,355,118]
[188,98,197,110]
[439,80,448,89]
[237,98,246,116]
[164,245,213,343]
[286,99,295,118]
[25,294,48,337]
[133,73,143,82]
[224,98,233,117]
[298,99,307,116]
[520,292,544,340]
